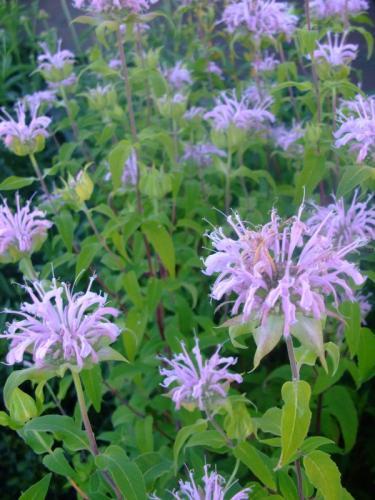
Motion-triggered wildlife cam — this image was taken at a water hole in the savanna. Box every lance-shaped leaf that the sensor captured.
[291,315,327,371]
[19,474,52,500]
[277,381,312,468]
[233,442,276,491]
[303,450,342,500]
[141,221,176,278]
[253,315,283,370]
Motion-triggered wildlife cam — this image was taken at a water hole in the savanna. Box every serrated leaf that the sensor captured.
[19,474,52,500]
[233,442,276,490]
[278,381,312,467]
[300,436,335,455]
[141,221,175,278]
[291,315,326,371]
[253,315,283,370]
[81,365,103,412]
[95,445,147,500]
[303,450,342,500]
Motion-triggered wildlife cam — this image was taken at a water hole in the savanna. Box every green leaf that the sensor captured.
[232,166,276,190]
[224,402,253,440]
[108,140,132,190]
[173,420,207,472]
[43,448,77,479]
[233,442,276,491]
[278,381,312,467]
[303,450,342,500]
[123,271,144,308]
[55,210,74,252]
[325,342,340,376]
[141,221,175,278]
[291,315,326,371]
[277,470,298,500]
[95,445,147,500]
[253,315,283,370]
[357,328,375,383]
[339,301,361,358]
[294,149,326,203]
[9,388,38,424]
[19,474,52,500]
[300,436,335,455]
[134,452,172,489]
[324,386,357,453]
[256,407,282,436]
[0,411,11,427]
[24,415,90,452]
[81,365,103,412]
[135,415,154,454]
[0,176,35,191]
[76,242,100,276]
[186,430,227,449]
[337,165,373,198]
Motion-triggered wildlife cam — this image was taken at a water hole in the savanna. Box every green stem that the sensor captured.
[225,150,232,213]
[206,409,233,448]
[71,371,122,499]
[285,335,305,500]
[29,153,50,198]
[226,458,241,490]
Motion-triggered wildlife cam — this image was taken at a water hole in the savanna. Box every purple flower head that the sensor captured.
[0,101,51,156]
[222,0,298,42]
[207,61,223,77]
[108,58,121,70]
[203,204,365,342]
[164,62,192,90]
[271,122,304,153]
[170,465,250,500]
[181,143,227,167]
[0,194,52,263]
[253,52,279,73]
[1,277,121,369]
[73,0,157,13]
[159,339,242,411]
[334,94,375,163]
[307,190,375,248]
[204,90,274,132]
[121,148,138,186]
[22,90,57,114]
[184,106,206,121]
[310,0,368,20]
[313,32,358,67]
[37,40,75,84]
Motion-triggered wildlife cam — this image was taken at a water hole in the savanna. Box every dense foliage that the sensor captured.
[0,0,374,499]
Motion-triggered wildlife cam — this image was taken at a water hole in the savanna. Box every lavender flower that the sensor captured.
[313,32,358,67]
[0,195,52,263]
[222,0,298,41]
[164,62,192,90]
[207,61,223,77]
[203,205,365,363]
[310,0,368,20]
[0,102,51,156]
[159,339,242,411]
[122,148,138,186]
[37,40,75,85]
[334,94,375,162]
[181,143,227,167]
[73,0,157,12]
[108,58,121,70]
[22,90,57,114]
[204,90,274,131]
[169,465,250,500]
[271,122,304,153]
[184,106,206,121]
[1,277,121,368]
[356,292,372,324]
[307,190,375,248]
[253,52,279,73]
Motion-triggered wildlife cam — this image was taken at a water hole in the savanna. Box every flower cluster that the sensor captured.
[0,102,51,156]
[310,0,369,20]
[203,205,365,339]
[271,122,304,153]
[168,465,250,500]
[37,40,76,87]
[2,277,121,369]
[164,62,192,90]
[313,32,358,67]
[0,195,52,263]
[204,90,274,132]
[159,339,242,411]
[307,190,375,248]
[181,143,226,167]
[334,94,375,162]
[73,0,157,12]
[22,90,57,114]
[207,61,223,77]
[222,0,298,41]
[253,52,279,74]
